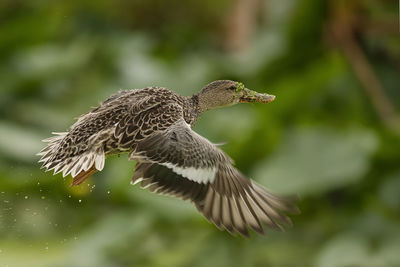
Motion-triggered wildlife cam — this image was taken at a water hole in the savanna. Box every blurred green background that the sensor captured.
[0,0,399,266]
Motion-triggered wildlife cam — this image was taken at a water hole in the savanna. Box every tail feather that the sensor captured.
[37,132,105,181]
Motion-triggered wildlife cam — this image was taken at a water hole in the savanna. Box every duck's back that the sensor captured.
[38,87,186,178]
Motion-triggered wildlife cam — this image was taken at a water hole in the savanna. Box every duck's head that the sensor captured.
[196,80,275,112]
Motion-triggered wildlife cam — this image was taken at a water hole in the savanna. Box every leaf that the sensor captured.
[378,171,400,210]
[314,233,370,267]
[251,126,378,195]
[0,122,44,162]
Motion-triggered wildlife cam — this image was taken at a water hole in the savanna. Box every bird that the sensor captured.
[37,80,298,237]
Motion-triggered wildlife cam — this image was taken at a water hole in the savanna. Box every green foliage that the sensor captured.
[253,126,379,195]
[0,0,399,266]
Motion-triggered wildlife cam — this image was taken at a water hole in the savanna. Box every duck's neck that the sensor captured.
[193,92,213,114]
[182,95,201,126]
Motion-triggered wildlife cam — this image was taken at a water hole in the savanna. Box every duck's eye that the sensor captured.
[228,85,236,91]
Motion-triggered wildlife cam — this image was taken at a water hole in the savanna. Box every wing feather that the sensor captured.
[131,119,298,236]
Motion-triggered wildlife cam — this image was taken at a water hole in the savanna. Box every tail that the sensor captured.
[37,132,105,185]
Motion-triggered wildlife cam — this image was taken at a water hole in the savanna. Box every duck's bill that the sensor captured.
[239,88,275,103]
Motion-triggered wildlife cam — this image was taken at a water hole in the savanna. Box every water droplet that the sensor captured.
[41,196,45,200]
[24,196,28,199]
[107,190,111,194]
[78,199,82,203]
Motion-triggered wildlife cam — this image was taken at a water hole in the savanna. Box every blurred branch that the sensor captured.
[223,0,261,52]
[330,0,400,133]
[361,19,399,35]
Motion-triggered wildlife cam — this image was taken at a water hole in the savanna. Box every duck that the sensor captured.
[37,80,298,237]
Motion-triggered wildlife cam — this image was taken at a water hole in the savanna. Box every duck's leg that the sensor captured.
[71,166,98,186]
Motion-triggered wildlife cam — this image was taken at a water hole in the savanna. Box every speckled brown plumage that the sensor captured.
[38,80,297,237]
[39,87,197,177]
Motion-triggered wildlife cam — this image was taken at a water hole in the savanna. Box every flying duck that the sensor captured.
[38,80,298,236]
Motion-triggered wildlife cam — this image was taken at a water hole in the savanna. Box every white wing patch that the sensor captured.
[161,162,217,184]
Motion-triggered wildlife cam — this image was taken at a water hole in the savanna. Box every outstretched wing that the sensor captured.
[131,119,298,236]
